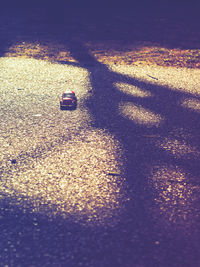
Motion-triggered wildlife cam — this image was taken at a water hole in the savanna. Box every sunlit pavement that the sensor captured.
[1,56,200,266]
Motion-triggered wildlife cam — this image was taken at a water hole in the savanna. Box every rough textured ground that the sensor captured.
[1,55,200,266]
[1,6,200,267]
[1,7,200,68]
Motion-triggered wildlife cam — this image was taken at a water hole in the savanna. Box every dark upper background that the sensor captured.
[0,0,200,58]
[1,0,199,17]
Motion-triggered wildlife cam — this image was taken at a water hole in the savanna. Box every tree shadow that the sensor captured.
[1,6,200,267]
[56,27,200,266]
[0,3,200,60]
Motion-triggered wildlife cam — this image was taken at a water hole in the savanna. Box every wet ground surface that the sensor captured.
[1,6,200,267]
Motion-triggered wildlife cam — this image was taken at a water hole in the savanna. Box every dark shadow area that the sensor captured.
[1,191,199,267]
[0,1,200,60]
[1,4,200,267]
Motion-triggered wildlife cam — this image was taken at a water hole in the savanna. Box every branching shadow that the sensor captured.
[1,5,200,267]
[58,27,200,267]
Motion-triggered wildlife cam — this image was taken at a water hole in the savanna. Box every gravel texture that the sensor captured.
[1,57,200,226]
[0,57,128,227]
[1,57,200,266]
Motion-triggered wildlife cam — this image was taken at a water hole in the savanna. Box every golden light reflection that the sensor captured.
[115,82,152,97]
[181,97,200,113]
[119,102,164,127]
[1,130,128,226]
[5,41,78,63]
[150,165,198,227]
[156,138,199,158]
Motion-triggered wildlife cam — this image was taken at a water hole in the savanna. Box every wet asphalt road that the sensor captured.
[1,55,200,267]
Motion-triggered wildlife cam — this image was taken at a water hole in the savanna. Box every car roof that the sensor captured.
[63,91,75,94]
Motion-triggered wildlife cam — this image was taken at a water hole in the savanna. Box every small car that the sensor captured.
[60,91,77,110]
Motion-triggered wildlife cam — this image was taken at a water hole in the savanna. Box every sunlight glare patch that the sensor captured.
[115,82,152,97]
[119,102,164,127]
[156,138,199,158]
[5,41,78,63]
[181,97,200,113]
[0,129,128,227]
[149,164,199,228]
